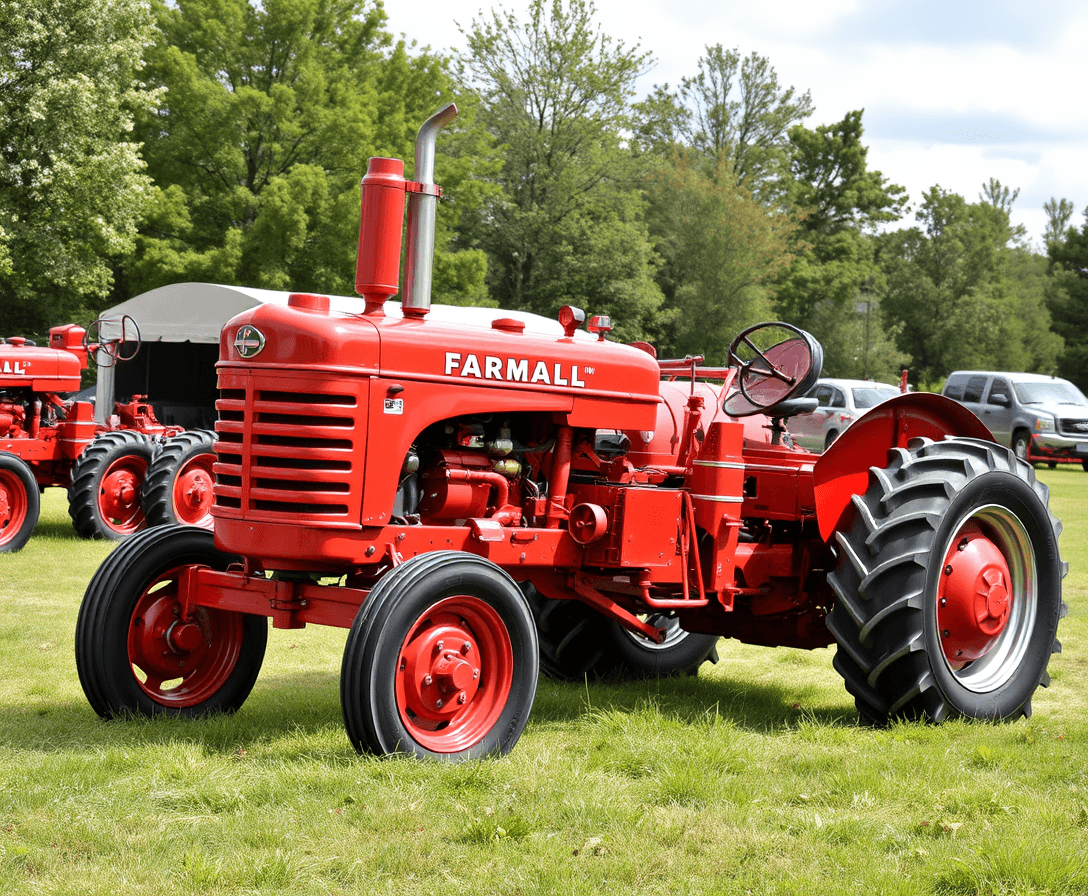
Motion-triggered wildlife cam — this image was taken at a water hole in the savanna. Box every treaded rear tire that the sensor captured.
[524,585,719,681]
[826,436,1066,725]
[142,430,216,529]
[68,431,156,539]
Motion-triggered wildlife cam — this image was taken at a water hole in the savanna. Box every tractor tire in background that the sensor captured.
[826,436,1066,726]
[524,585,719,681]
[0,452,40,553]
[142,430,217,529]
[68,431,156,540]
[76,526,267,718]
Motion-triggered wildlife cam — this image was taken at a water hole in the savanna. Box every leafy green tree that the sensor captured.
[1046,208,1088,391]
[0,0,157,336]
[457,0,662,339]
[880,186,1059,384]
[1044,197,1075,248]
[774,110,908,378]
[126,0,484,304]
[645,152,796,362]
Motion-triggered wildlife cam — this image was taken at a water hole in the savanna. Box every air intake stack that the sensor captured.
[354,103,458,317]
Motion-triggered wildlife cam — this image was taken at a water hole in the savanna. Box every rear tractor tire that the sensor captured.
[75,526,267,718]
[826,437,1066,725]
[0,453,40,553]
[68,431,156,539]
[341,552,539,759]
[525,585,719,681]
[142,430,217,529]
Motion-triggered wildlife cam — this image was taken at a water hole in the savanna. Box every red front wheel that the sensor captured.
[0,453,40,553]
[341,552,539,760]
[76,527,267,718]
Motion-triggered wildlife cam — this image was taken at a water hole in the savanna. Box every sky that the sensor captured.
[383,0,1088,249]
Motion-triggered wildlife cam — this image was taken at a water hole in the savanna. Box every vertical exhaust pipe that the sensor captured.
[402,103,458,317]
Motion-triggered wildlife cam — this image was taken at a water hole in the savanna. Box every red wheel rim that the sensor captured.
[173,453,216,528]
[99,454,148,534]
[0,469,28,545]
[395,595,514,753]
[127,566,244,707]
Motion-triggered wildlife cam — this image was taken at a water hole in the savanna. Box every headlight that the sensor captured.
[1033,416,1055,433]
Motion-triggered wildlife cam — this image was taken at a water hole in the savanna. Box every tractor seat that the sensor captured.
[762,397,818,419]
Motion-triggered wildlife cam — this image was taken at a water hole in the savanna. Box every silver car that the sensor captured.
[788,378,901,452]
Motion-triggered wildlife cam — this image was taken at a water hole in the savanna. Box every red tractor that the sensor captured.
[0,319,214,551]
[75,106,1066,759]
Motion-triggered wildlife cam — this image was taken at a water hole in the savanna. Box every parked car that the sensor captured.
[941,371,1088,471]
[788,378,901,451]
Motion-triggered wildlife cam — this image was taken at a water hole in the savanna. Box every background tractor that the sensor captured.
[75,106,1066,759]
[0,319,216,551]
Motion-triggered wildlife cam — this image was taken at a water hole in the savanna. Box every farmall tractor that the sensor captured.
[75,106,1066,759]
[0,319,216,551]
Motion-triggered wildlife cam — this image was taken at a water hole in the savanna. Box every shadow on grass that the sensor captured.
[0,663,860,758]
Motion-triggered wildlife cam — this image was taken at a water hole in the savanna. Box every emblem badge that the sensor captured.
[233,325,266,359]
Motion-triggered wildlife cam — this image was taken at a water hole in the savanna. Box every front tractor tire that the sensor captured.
[826,437,1066,726]
[341,552,539,760]
[75,526,268,718]
[142,430,217,529]
[525,586,719,681]
[68,431,156,539]
[0,453,40,553]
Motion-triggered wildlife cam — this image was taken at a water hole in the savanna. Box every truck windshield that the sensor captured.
[1013,380,1088,405]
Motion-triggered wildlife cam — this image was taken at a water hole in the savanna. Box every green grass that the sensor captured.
[2,469,1087,895]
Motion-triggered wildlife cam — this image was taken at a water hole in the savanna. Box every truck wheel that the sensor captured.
[341,551,539,759]
[824,430,839,451]
[68,431,156,539]
[75,526,267,718]
[1012,430,1031,463]
[0,453,40,553]
[142,430,216,529]
[826,437,1065,725]
[524,585,719,680]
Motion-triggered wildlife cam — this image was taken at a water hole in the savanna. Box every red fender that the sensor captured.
[811,394,994,543]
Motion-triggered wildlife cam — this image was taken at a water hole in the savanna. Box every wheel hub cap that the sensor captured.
[937,523,1013,664]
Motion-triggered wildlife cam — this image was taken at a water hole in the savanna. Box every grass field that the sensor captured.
[1,468,1087,895]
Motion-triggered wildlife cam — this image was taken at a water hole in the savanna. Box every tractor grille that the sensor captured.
[214,380,362,523]
[1058,417,1088,438]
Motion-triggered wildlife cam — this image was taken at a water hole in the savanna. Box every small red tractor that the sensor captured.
[75,106,1066,759]
[0,319,217,551]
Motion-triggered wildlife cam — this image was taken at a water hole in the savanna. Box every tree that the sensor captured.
[126,0,483,304]
[1046,207,1088,391]
[1044,197,1075,247]
[980,177,1019,214]
[457,0,662,339]
[678,45,813,191]
[879,186,1059,385]
[645,152,796,363]
[774,110,908,377]
[0,0,158,336]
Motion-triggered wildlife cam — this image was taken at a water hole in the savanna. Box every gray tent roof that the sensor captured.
[99,283,592,344]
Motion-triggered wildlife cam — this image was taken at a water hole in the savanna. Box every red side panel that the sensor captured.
[812,393,995,542]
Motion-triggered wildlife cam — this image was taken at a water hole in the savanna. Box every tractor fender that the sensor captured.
[811,393,993,543]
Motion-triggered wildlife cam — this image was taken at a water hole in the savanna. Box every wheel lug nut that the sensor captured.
[460,641,471,655]
[422,674,432,687]
[942,629,950,638]
[944,565,953,576]
[435,698,443,709]
[435,640,444,653]
[458,692,467,705]
[940,598,947,607]
[957,539,969,551]
[473,669,479,680]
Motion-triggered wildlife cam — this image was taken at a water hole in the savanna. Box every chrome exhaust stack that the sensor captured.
[402,103,458,317]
